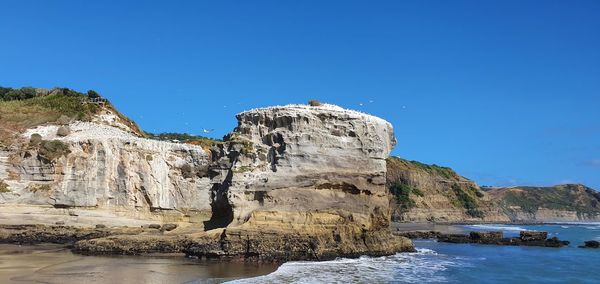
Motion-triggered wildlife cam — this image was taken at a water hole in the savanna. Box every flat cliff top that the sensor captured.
[237,103,393,127]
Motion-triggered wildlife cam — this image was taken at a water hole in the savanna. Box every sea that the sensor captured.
[1,223,599,283]
[234,223,600,284]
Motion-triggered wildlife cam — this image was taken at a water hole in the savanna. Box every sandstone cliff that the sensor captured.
[387,157,600,223]
[0,89,412,260]
[484,184,600,222]
[386,157,509,223]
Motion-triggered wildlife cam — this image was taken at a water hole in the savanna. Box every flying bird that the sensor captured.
[202,129,214,133]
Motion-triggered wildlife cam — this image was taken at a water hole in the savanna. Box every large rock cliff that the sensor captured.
[213,104,396,231]
[0,116,213,224]
[0,92,412,260]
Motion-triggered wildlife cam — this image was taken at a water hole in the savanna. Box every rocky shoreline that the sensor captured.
[394,229,572,248]
[0,224,414,263]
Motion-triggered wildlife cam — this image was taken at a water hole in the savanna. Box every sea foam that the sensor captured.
[227,248,462,284]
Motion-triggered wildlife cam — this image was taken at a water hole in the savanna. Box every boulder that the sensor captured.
[56,126,71,137]
[470,231,503,241]
[161,224,178,231]
[520,231,548,241]
[579,240,600,248]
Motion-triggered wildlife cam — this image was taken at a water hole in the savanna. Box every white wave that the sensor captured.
[547,222,600,226]
[227,248,462,284]
[465,224,529,232]
[560,226,570,229]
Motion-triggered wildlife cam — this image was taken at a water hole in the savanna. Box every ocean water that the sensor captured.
[233,224,600,284]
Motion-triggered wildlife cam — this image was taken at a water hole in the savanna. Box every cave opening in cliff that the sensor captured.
[203,172,234,230]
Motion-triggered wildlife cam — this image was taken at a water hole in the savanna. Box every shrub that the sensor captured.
[308,100,322,106]
[56,126,71,137]
[87,90,101,98]
[39,140,70,161]
[389,182,417,212]
[0,180,9,193]
[27,183,52,192]
[30,133,43,146]
[452,184,483,218]
[56,115,71,125]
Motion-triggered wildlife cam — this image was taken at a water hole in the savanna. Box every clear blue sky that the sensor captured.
[1,1,599,189]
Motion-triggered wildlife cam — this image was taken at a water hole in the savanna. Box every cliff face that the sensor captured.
[386,157,509,223]
[0,97,413,259]
[387,158,600,223]
[0,119,213,222]
[215,104,396,231]
[484,184,600,222]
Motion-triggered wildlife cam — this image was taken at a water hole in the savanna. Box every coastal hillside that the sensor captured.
[387,157,600,223]
[386,157,508,223]
[0,87,144,143]
[483,184,600,222]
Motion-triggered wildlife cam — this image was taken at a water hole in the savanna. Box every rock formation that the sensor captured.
[0,92,413,260]
[213,104,396,231]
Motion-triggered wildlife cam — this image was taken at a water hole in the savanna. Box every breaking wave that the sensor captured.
[227,248,463,284]
[464,224,529,232]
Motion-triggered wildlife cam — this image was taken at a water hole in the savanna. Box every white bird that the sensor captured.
[202,129,214,133]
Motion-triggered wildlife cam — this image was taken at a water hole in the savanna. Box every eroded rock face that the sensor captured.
[213,104,396,231]
[0,103,413,259]
[0,122,213,221]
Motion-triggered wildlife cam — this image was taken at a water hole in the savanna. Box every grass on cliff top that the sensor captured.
[0,87,146,144]
[0,93,98,144]
[387,156,459,180]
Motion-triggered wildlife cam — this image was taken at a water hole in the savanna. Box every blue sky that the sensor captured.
[1,1,599,188]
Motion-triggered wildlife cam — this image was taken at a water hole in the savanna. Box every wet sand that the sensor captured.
[0,244,278,284]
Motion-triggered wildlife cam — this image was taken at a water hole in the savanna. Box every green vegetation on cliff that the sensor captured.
[387,157,459,180]
[0,86,143,143]
[0,180,9,193]
[146,132,223,149]
[389,183,423,212]
[387,156,487,220]
[452,184,483,218]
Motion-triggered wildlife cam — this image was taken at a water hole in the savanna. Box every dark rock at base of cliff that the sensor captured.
[74,235,191,255]
[520,231,548,241]
[394,230,441,239]
[578,240,600,249]
[470,231,503,241]
[398,229,570,248]
[161,224,178,231]
[183,228,415,263]
[0,224,116,245]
